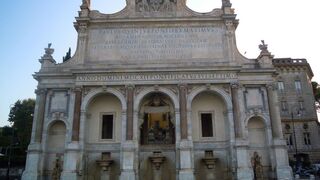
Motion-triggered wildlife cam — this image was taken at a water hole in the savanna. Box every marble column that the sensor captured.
[266,84,283,139]
[178,84,194,180]
[72,88,82,141]
[179,84,188,139]
[34,89,47,143]
[267,84,293,179]
[231,83,242,138]
[22,88,47,180]
[61,88,83,179]
[126,85,134,140]
[120,86,135,180]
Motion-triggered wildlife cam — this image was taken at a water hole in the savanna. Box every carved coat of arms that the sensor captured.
[136,0,176,12]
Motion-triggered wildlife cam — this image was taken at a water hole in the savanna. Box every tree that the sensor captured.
[312,81,320,112]
[62,47,71,62]
[8,99,35,148]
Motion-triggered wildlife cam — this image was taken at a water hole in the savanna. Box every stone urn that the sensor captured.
[149,151,166,180]
[202,150,218,169]
[96,152,113,171]
[202,150,218,180]
[96,152,114,180]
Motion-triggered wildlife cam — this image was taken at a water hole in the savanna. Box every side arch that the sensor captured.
[134,87,179,111]
[187,86,232,111]
[81,87,127,112]
[244,114,271,129]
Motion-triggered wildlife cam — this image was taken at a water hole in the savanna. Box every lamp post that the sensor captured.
[290,107,301,173]
[6,104,15,180]
[6,124,14,180]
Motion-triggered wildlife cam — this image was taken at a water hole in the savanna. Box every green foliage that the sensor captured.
[0,126,12,147]
[8,99,35,148]
[62,47,71,62]
[0,99,35,167]
[312,81,320,102]
[312,81,320,112]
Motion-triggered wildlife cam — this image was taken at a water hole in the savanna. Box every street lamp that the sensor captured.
[290,106,301,173]
[6,123,14,180]
[6,104,15,180]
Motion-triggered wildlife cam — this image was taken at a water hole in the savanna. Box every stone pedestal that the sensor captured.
[235,140,254,180]
[178,140,194,180]
[61,142,81,180]
[120,141,136,180]
[202,150,218,180]
[149,151,166,180]
[21,143,42,180]
[96,152,114,180]
[273,139,293,180]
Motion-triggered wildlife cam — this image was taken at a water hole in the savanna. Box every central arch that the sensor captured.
[134,87,178,180]
[139,92,176,145]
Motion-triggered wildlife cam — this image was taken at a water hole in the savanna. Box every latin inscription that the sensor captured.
[76,72,237,83]
[88,27,224,61]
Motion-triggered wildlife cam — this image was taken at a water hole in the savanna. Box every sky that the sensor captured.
[0,0,319,126]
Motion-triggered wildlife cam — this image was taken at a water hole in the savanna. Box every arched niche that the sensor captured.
[247,116,271,179]
[91,0,127,14]
[190,91,228,141]
[44,120,66,174]
[247,117,267,147]
[86,93,122,143]
[186,0,222,13]
[138,92,176,145]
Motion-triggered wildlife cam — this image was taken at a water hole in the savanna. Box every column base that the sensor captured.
[178,170,194,180]
[22,143,42,180]
[21,172,40,180]
[61,171,79,180]
[120,170,136,180]
[120,141,136,180]
[276,166,293,180]
[237,167,253,180]
[273,139,293,180]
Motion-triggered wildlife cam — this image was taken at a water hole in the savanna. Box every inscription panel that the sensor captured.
[88,27,224,62]
[76,72,237,85]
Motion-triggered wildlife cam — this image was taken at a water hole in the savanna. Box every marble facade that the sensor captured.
[22,0,294,179]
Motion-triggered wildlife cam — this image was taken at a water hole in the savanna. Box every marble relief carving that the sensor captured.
[136,0,177,12]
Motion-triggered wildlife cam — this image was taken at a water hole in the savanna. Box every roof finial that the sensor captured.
[259,40,269,53]
[222,0,232,8]
[82,0,90,7]
[39,43,56,64]
[257,40,274,63]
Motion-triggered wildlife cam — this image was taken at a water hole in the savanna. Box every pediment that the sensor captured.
[88,0,224,19]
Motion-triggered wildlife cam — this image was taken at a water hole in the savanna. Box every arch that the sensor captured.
[81,87,127,112]
[46,119,68,132]
[44,120,67,172]
[134,87,179,112]
[44,117,70,135]
[187,86,232,111]
[244,114,270,129]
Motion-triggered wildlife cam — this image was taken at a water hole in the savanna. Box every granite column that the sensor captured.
[266,84,283,139]
[231,83,242,138]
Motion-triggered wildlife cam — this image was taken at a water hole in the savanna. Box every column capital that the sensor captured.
[230,82,240,89]
[178,83,188,88]
[72,86,83,92]
[35,88,47,95]
[266,83,277,91]
[125,84,135,89]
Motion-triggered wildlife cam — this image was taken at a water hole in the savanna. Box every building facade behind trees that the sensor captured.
[274,58,320,165]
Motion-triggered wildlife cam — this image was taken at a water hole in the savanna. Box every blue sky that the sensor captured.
[1,0,319,126]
